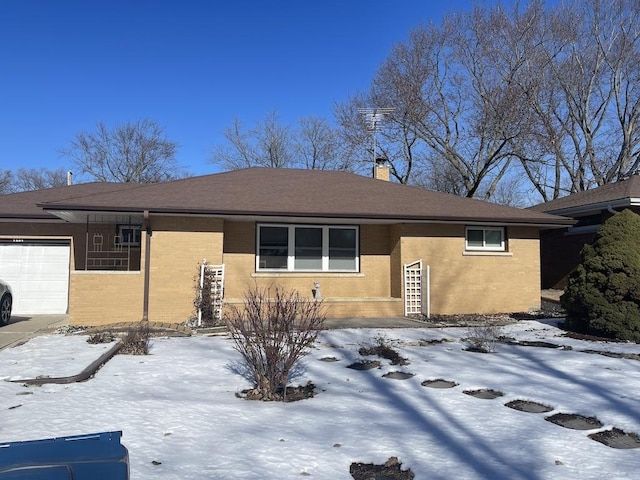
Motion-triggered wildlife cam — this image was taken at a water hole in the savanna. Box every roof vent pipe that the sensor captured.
[67,171,73,186]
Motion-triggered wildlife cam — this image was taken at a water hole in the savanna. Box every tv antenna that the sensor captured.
[358,107,395,163]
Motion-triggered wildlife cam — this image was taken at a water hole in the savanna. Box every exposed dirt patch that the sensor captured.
[347,360,381,371]
[505,400,554,413]
[545,413,603,430]
[463,345,495,353]
[319,356,340,362]
[359,345,409,366]
[463,388,504,399]
[350,456,415,480]
[421,313,514,327]
[382,371,414,380]
[589,428,640,449]
[561,330,626,343]
[502,339,572,350]
[580,349,640,361]
[416,338,454,346]
[236,382,316,402]
[421,379,458,389]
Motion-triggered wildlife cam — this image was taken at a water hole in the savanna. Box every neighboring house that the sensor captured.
[0,167,572,326]
[530,174,640,289]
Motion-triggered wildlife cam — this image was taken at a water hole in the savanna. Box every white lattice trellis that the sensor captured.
[197,261,225,327]
[403,260,430,318]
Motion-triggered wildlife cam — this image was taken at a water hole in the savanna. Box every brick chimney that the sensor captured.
[373,157,390,181]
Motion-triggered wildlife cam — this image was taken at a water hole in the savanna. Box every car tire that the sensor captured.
[0,294,11,325]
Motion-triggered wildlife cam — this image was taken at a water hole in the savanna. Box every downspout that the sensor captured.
[142,210,151,321]
[607,204,619,215]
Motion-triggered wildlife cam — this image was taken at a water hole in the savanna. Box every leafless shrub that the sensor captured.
[119,322,150,355]
[225,286,326,401]
[465,323,503,353]
[86,332,116,344]
[359,334,409,365]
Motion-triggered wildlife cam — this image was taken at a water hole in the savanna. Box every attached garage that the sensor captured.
[0,240,71,315]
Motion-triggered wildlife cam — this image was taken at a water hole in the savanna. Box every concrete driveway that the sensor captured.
[0,314,69,350]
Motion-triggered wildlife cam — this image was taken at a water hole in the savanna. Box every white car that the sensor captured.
[0,280,12,325]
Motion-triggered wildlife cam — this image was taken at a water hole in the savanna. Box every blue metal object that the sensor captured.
[0,431,129,480]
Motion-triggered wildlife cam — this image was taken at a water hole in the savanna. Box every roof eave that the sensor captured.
[543,198,640,216]
[42,205,574,227]
[0,214,64,222]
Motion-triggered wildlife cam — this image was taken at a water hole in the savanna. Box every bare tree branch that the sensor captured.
[61,119,184,183]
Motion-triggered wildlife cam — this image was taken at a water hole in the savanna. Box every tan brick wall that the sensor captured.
[69,271,144,325]
[222,297,403,318]
[222,221,403,318]
[147,216,224,323]
[399,224,540,314]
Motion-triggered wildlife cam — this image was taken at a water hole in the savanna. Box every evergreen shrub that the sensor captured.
[561,209,640,342]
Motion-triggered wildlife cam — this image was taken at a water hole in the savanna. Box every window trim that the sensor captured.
[256,223,359,272]
[465,226,506,252]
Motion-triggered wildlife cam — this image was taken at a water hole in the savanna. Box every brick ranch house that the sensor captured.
[530,174,640,289]
[0,167,572,326]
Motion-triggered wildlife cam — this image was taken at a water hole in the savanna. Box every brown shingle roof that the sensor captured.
[37,168,572,226]
[529,175,640,214]
[0,183,142,219]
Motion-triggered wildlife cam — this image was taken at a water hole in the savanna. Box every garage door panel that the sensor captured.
[0,243,70,315]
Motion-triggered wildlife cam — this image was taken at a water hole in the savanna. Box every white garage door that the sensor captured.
[0,241,71,315]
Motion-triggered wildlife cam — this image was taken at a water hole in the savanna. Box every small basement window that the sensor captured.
[465,226,505,251]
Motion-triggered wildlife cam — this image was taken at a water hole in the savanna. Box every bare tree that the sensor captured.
[62,119,184,183]
[591,0,640,184]
[0,170,11,194]
[334,95,421,184]
[295,116,347,170]
[12,168,68,191]
[339,3,537,199]
[0,168,68,193]
[334,0,640,204]
[211,111,357,172]
[510,0,640,200]
[212,112,292,169]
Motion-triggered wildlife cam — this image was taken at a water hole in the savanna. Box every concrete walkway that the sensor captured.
[323,316,428,329]
[0,314,68,350]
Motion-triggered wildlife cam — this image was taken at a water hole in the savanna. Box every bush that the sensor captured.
[225,286,326,401]
[119,322,151,355]
[561,209,640,342]
[465,323,502,353]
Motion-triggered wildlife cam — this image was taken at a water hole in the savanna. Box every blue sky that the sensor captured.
[1,0,477,178]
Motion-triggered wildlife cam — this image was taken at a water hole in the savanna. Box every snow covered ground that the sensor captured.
[1,319,639,479]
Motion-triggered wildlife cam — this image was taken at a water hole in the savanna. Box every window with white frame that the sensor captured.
[257,224,359,272]
[465,226,505,251]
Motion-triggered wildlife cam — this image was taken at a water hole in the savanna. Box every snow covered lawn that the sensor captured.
[1,319,639,479]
